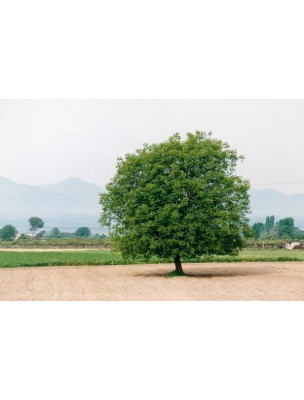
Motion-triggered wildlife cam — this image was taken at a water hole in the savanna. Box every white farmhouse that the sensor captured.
[285,241,300,250]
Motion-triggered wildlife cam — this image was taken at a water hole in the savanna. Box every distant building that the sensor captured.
[285,241,300,250]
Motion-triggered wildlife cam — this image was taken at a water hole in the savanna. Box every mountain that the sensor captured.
[38,177,103,203]
[1,176,304,232]
[0,176,16,185]
[250,189,304,228]
[0,177,104,233]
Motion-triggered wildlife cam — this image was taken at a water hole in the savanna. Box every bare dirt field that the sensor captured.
[0,262,304,300]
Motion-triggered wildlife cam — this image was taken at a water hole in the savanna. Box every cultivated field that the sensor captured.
[0,261,303,300]
[0,248,303,300]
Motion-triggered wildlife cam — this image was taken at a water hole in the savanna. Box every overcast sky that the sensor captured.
[1,99,304,194]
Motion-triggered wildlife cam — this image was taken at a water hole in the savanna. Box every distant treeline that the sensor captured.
[0,216,107,242]
[250,216,304,240]
[0,237,110,249]
[42,226,107,239]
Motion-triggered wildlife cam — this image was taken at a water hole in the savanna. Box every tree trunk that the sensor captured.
[174,254,184,275]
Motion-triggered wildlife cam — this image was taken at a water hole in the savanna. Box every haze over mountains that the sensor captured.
[0,176,304,232]
[250,189,304,228]
[0,176,104,233]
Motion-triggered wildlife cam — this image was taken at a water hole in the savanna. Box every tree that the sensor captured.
[50,227,61,238]
[0,224,18,241]
[264,216,270,234]
[75,226,91,237]
[28,217,44,235]
[264,215,275,234]
[294,227,304,240]
[252,222,265,239]
[269,216,275,231]
[17,233,30,240]
[60,232,75,238]
[36,230,46,239]
[100,132,250,275]
[243,222,255,238]
[277,217,295,239]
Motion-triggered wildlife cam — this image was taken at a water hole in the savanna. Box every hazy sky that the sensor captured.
[1,100,304,194]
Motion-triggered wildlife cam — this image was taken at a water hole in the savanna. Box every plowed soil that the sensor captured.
[1,262,304,300]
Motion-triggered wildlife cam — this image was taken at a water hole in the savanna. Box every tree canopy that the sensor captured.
[28,217,44,234]
[264,215,275,234]
[75,226,91,237]
[50,227,61,238]
[251,215,304,240]
[252,222,265,239]
[100,132,250,274]
[277,217,295,239]
[0,224,18,241]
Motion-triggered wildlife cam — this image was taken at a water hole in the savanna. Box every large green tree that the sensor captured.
[100,132,250,275]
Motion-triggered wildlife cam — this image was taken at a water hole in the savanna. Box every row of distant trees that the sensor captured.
[46,226,106,239]
[0,216,105,241]
[251,216,304,240]
[0,217,42,241]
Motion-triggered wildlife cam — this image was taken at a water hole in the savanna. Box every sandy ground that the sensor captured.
[0,262,304,300]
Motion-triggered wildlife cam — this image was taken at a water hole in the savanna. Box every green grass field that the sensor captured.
[0,248,304,268]
[0,238,110,248]
[0,250,123,268]
[201,248,304,263]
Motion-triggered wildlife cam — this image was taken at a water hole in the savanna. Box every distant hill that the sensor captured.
[250,189,304,228]
[1,176,304,232]
[0,176,104,233]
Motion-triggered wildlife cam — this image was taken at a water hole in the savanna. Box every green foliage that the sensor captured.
[18,233,30,240]
[92,233,107,238]
[277,217,295,239]
[28,216,44,234]
[75,227,91,237]
[263,215,275,235]
[264,217,269,233]
[50,227,61,238]
[251,216,304,240]
[294,227,304,240]
[244,238,289,247]
[242,222,255,238]
[0,250,123,268]
[264,216,270,233]
[56,231,75,238]
[100,131,250,263]
[269,216,275,231]
[252,222,265,238]
[35,230,46,239]
[4,237,110,248]
[0,224,18,241]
